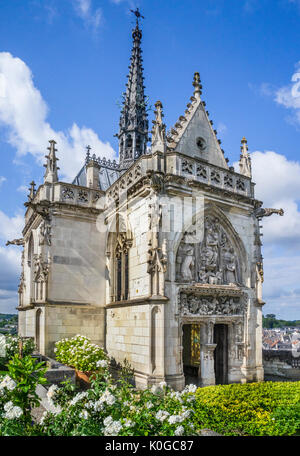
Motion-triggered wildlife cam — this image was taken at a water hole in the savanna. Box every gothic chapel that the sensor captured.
[14,11,283,389]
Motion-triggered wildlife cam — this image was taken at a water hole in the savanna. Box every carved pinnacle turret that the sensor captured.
[151,101,166,154]
[44,140,59,184]
[27,181,36,202]
[239,137,252,178]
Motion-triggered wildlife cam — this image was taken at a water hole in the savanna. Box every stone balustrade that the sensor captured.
[169,154,253,198]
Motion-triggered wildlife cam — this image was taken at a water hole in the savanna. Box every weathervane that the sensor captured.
[130,7,145,26]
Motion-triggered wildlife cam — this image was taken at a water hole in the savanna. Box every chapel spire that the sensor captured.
[118,8,149,169]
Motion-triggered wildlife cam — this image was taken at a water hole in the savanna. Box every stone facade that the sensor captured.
[14,16,284,390]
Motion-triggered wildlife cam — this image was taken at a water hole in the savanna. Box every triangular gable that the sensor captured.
[167,75,229,170]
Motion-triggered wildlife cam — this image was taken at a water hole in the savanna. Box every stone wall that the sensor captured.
[263,349,300,380]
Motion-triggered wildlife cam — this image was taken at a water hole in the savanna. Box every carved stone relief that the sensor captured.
[180,293,245,316]
[176,215,240,285]
[39,221,51,246]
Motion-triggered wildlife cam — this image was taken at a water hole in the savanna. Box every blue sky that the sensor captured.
[0,0,300,318]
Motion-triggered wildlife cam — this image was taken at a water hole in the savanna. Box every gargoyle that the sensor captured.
[254,207,284,219]
[6,238,24,246]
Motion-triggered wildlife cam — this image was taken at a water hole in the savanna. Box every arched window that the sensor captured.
[107,216,132,302]
[115,233,130,301]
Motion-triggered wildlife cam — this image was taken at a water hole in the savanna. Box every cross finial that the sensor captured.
[130,7,145,25]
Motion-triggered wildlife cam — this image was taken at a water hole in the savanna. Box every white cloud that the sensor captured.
[0,52,117,181]
[274,61,300,126]
[251,150,300,246]
[72,0,102,31]
[0,177,6,186]
[234,150,300,318]
[0,210,23,243]
[0,211,23,314]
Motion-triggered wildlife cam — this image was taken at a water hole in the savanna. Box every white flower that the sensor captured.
[174,425,184,436]
[184,384,197,394]
[170,391,183,403]
[0,375,17,392]
[155,410,170,422]
[150,385,160,394]
[99,389,116,406]
[124,419,133,428]
[3,401,23,420]
[47,384,59,401]
[96,359,108,368]
[103,416,113,427]
[104,419,123,436]
[79,410,89,420]
[168,415,181,424]
[70,391,88,406]
[181,410,191,420]
[159,381,167,389]
[145,401,153,409]
[40,411,48,425]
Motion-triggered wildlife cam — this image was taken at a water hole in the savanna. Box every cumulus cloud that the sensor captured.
[251,151,300,247]
[0,211,23,314]
[72,0,102,31]
[0,52,117,181]
[234,150,300,318]
[275,61,300,126]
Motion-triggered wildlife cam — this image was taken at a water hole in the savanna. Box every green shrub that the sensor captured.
[193,381,300,436]
[41,362,198,436]
[0,355,47,436]
[54,335,108,372]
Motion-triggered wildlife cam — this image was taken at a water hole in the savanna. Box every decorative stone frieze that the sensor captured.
[180,293,246,316]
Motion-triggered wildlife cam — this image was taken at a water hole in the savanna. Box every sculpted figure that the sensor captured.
[180,242,195,281]
[198,267,208,283]
[223,247,237,284]
[204,245,218,268]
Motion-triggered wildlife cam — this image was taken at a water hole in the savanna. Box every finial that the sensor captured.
[193,72,202,99]
[28,181,36,201]
[241,136,247,144]
[130,7,145,25]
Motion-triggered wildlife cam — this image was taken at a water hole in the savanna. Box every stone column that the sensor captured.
[200,343,217,386]
[199,320,216,386]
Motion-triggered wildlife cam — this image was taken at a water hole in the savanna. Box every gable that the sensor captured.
[174,102,229,169]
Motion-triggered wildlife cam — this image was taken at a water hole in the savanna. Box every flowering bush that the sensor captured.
[54,335,108,372]
[0,335,35,369]
[193,381,300,436]
[0,355,47,436]
[41,361,197,436]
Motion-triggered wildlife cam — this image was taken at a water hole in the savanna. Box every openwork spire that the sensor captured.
[118,9,149,169]
[44,140,59,183]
